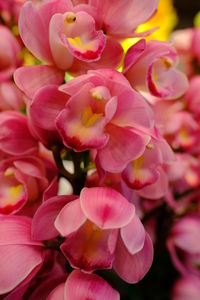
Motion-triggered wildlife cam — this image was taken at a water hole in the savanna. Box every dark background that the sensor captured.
[174,0,200,28]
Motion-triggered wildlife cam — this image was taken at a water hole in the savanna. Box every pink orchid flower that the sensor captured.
[72,0,159,38]
[122,127,174,193]
[167,215,200,277]
[123,39,188,99]
[19,0,106,68]
[32,187,153,283]
[49,10,106,67]
[15,0,124,97]
[0,25,21,83]
[0,156,48,214]
[0,215,43,296]
[15,0,124,93]
[172,276,200,300]
[55,69,153,172]
[55,187,137,273]
[47,270,120,300]
[25,69,154,168]
[0,111,38,156]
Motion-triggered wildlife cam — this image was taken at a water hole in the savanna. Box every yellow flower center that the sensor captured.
[67,36,95,52]
[3,184,24,206]
[82,106,103,128]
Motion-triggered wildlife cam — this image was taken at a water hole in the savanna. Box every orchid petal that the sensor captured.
[112,89,154,129]
[13,157,46,180]
[123,39,146,73]
[59,73,104,96]
[61,222,118,271]
[0,244,42,295]
[64,270,120,300]
[14,65,64,99]
[113,233,153,283]
[29,85,68,145]
[138,167,168,199]
[0,82,24,111]
[55,198,87,236]
[0,111,38,156]
[94,0,158,37]
[80,187,135,229]
[32,195,76,241]
[0,25,21,82]
[0,215,41,246]
[19,0,72,63]
[97,124,148,173]
[121,214,145,255]
[69,38,123,75]
[49,13,74,70]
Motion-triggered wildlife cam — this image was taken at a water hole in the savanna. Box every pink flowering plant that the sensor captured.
[1,0,200,299]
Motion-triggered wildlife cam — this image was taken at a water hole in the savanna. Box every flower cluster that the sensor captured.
[1,0,199,299]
